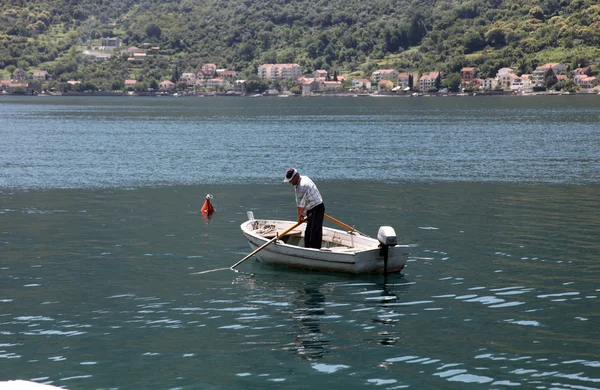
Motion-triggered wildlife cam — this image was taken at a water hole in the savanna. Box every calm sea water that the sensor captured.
[1,96,599,389]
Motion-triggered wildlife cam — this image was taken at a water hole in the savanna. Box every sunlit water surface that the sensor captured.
[1,96,599,389]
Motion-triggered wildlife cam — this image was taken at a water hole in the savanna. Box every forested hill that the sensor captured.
[1,0,600,85]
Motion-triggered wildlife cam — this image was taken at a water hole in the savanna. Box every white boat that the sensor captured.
[240,212,409,274]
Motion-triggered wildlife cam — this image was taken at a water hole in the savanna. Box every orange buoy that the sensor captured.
[201,194,214,215]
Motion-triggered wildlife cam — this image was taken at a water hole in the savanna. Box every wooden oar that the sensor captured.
[192,218,305,275]
[230,217,305,271]
[324,214,369,237]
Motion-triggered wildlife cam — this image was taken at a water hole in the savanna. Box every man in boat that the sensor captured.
[284,168,325,249]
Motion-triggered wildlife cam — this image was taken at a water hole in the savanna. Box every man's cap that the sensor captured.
[283,168,298,182]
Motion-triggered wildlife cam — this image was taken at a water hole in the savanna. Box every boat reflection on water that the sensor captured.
[290,284,330,360]
[232,271,412,360]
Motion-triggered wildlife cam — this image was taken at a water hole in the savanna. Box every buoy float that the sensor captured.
[201,194,214,215]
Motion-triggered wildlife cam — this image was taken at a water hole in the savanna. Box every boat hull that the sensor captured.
[240,219,409,274]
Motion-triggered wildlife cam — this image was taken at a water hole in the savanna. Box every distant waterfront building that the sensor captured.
[258,64,302,80]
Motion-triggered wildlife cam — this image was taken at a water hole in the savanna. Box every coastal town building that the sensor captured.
[482,78,497,90]
[100,37,119,48]
[314,70,328,79]
[418,72,440,91]
[301,78,323,95]
[371,69,399,83]
[532,63,567,87]
[159,80,175,91]
[206,77,227,90]
[32,70,49,80]
[132,53,147,62]
[323,81,342,91]
[397,72,418,90]
[216,69,237,79]
[201,64,217,78]
[13,69,27,81]
[496,68,515,89]
[460,67,477,82]
[179,72,196,85]
[574,74,598,90]
[233,80,246,94]
[258,63,302,80]
[378,79,394,91]
[352,78,372,90]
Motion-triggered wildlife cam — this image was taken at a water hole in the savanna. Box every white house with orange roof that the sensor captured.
[378,80,394,91]
[574,74,597,90]
[159,80,175,91]
[495,68,515,89]
[352,78,372,90]
[205,77,227,90]
[314,70,328,78]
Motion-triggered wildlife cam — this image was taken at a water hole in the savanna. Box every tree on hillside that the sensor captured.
[171,65,180,83]
[145,23,162,39]
[486,28,506,47]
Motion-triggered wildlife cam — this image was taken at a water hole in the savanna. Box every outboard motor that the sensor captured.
[377,226,397,275]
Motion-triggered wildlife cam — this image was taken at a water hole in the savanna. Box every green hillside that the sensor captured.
[1,0,599,90]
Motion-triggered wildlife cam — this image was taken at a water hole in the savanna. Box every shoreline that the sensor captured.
[1,90,598,98]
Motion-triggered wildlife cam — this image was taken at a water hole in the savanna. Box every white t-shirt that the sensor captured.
[294,175,323,211]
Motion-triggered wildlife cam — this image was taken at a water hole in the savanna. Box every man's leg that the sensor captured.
[305,204,324,249]
[304,211,314,248]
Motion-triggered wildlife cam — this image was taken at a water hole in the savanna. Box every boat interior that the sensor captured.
[249,220,371,252]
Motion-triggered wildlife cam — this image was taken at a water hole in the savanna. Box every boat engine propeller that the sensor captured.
[377,226,398,275]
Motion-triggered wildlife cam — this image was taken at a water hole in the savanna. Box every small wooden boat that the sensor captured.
[240,212,409,274]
